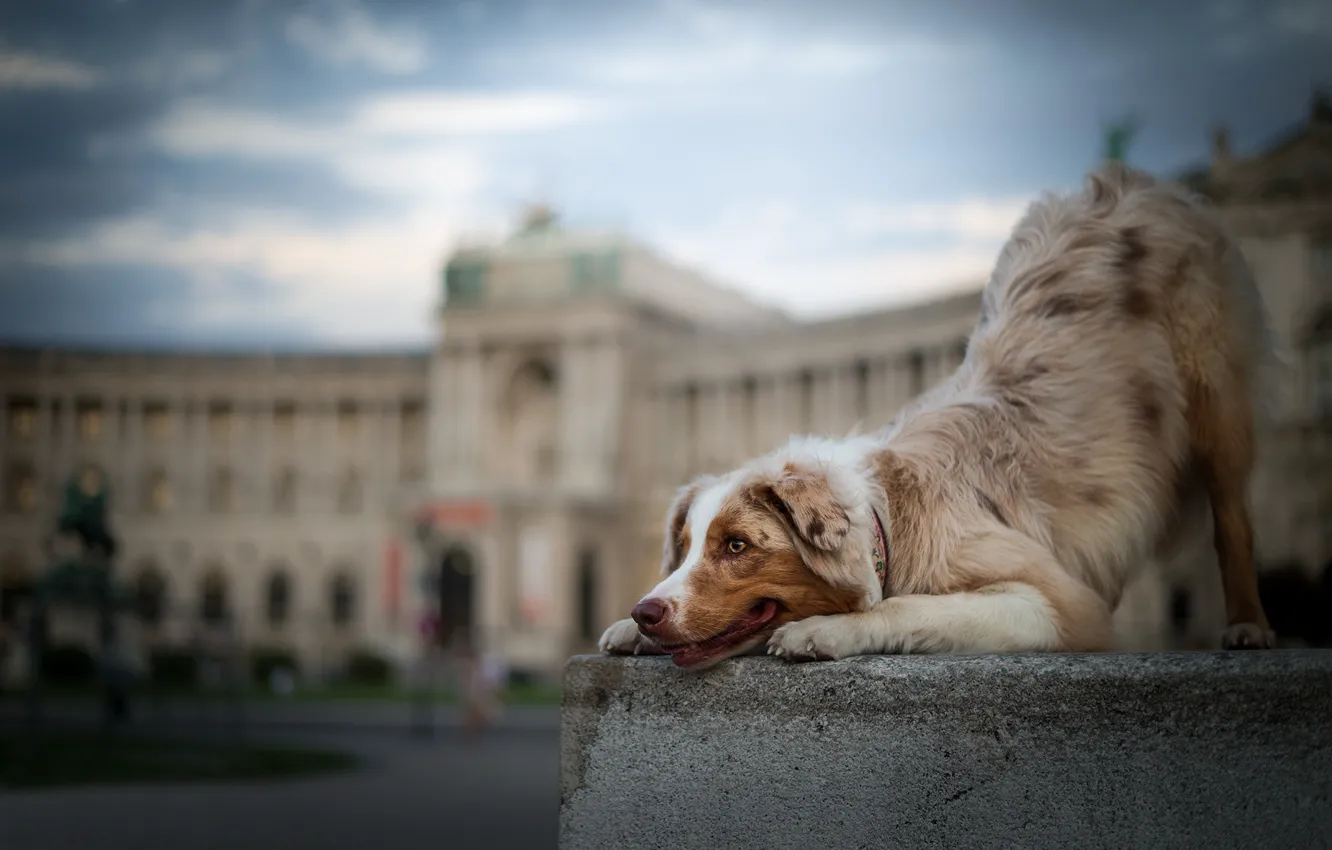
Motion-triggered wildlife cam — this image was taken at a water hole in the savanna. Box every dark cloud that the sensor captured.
[0,0,1328,347]
[0,264,332,351]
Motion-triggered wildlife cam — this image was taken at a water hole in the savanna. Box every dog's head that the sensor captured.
[633,445,883,669]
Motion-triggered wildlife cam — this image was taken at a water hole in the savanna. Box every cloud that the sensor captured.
[1269,0,1332,37]
[651,197,1027,318]
[129,48,230,88]
[844,197,1031,241]
[353,91,608,136]
[563,0,972,86]
[285,0,428,75]
[143,89,606,205]
[584,38,894,86]
[0,47,102,90]
[150,90,605,156]
[7,205,500,344]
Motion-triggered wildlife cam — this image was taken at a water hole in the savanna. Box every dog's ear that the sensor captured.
[756,465,850,553]
[660,475,716,574]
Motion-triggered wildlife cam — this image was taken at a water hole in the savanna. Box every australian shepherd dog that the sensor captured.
[601,162,1277,669]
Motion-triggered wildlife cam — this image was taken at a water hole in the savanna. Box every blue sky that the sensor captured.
[0,0,1329,349]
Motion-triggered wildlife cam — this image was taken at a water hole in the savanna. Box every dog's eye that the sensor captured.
[726,537,747,554]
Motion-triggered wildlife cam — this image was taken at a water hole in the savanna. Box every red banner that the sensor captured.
[418,500,495,529]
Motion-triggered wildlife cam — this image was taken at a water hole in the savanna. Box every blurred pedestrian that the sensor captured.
[459,637,506,739]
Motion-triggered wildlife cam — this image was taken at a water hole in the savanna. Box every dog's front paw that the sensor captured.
[598,618,662,656]
[767,615,865,662]
[1221,622,1276,650]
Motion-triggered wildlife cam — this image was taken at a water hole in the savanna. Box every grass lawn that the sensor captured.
[0,731,359,789]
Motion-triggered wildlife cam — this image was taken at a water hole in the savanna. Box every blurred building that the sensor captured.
[1,96,1329,680]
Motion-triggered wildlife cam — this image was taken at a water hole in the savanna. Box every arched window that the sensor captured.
[266,568,292,627]
[134,561,168,628]
[502,359,560,485]
[329,571,356,629]
[576,547,599,642]
[200,568,229,624]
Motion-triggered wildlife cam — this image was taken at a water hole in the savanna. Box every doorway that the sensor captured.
[437,546,476,647]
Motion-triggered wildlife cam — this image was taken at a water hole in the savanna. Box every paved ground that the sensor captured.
[0,706,561,850]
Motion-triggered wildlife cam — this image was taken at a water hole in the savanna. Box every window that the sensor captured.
[134,564,167,628]
[208,403,233,442]
[337,402,359,441]
[77,403,102,441]
[144,403,171,440]
[797,370,815,432]
[275,467,297,514]
[571,250,619,292]
[145,469,172,514]
[266,569,292,627]
[907,350,926,397]
[400,400,425,442]
[273,403,296,442]
[576,548,599,642]
[444,260,487,306]
[6,464,36,514]
[7,400,36,440]
[852,360,871,421]
[208,467,233,513]
[329,572,356,629]
[200,570,229,624]
[337,469,362,515]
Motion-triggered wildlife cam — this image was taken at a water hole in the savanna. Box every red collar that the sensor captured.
[871,507,890,597]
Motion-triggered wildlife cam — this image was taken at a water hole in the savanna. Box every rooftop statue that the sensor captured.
[1103,115,1140,164]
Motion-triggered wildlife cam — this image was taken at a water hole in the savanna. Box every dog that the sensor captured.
[600,161,1278,669]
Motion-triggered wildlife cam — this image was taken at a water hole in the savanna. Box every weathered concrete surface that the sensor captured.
[560,651,1332,850]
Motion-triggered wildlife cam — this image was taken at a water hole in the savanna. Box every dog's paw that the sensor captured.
[598,618,662,656]
[767,615,864,662]
[1221,622,1275,650]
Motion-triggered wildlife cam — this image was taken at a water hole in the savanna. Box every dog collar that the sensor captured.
[871,507,890,596]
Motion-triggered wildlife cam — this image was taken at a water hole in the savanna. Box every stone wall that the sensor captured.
[560,652,1332,850]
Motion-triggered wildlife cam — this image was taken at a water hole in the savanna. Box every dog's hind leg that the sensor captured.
[1187,379,1275,648]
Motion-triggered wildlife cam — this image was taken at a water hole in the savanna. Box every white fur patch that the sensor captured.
[641,476,735,606]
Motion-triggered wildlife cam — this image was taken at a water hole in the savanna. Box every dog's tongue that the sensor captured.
[668,600,779,668]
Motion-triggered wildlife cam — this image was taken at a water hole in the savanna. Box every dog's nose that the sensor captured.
[632,598,669,633]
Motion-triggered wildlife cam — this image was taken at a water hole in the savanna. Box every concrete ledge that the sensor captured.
[560,651,1332,850]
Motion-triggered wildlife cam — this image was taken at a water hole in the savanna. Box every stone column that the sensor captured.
[58,392,75,483]
[34,395,53,514]
[384,399,402,508]
[828,366,851,434]
[558,341,587,491]
[124,397,143,515]
[460,347,485,487]
[435,349,466,490]
[594,340,621,490]
[255,399,273,515]
[661,388,683,483]
[322,398,337,513]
